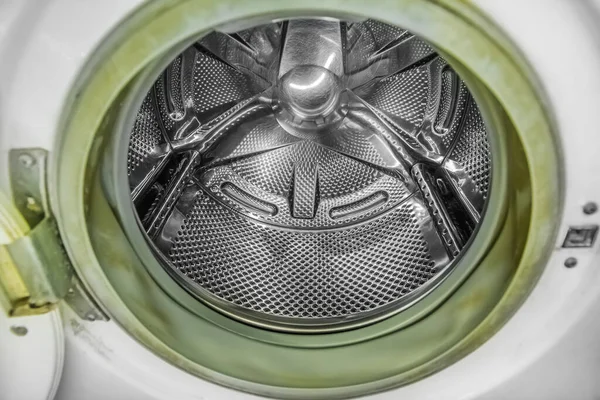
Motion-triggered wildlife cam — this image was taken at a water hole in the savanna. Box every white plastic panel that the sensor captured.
[0,311,64,400]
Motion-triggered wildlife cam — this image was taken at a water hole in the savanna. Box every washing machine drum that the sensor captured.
[127,18,492,331]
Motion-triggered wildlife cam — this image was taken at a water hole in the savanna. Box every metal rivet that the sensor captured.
[18,154,34,168]
[10,326,28,336]
[564,257,578,268]
[583,202,598,215]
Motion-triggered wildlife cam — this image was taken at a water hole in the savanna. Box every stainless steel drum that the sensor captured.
[126,18,492,331]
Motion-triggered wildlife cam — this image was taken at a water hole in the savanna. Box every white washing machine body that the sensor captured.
[1,1,600,399]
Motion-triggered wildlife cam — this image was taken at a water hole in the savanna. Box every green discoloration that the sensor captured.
[0,150,73,316]
[50,0,559,398]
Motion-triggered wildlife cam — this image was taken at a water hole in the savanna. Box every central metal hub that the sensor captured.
[279,65,341,120]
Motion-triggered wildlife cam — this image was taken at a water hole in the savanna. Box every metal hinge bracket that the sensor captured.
[0,149,106,320]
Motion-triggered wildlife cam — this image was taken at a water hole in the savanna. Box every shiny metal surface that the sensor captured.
[126,18,493,330]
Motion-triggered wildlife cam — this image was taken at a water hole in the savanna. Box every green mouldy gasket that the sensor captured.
[50,0,561,398]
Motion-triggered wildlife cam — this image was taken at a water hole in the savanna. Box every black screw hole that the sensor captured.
[583,202,598,215]
[564,257,578,268]
[10,326,28,336]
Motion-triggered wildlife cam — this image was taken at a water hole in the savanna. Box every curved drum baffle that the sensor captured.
[126,18,493,330]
